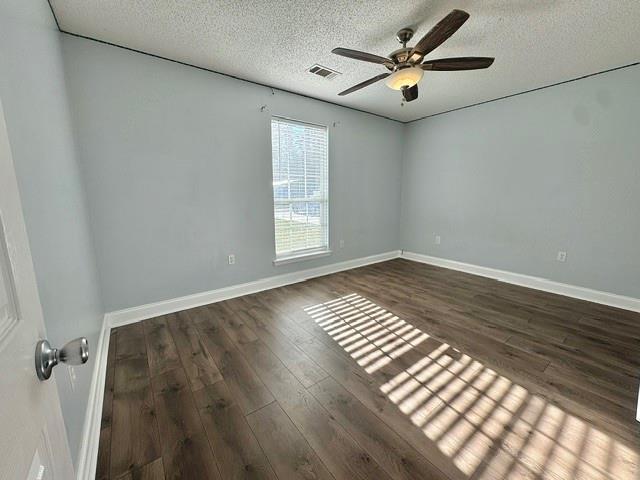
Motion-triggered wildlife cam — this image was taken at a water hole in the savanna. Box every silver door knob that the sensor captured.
[35,337,89,381]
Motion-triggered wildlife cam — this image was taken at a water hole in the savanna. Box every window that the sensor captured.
[271,117,329,262]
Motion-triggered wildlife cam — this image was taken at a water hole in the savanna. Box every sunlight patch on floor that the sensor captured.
[304,293,639,480]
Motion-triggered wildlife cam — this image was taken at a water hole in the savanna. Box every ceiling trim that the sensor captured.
[46,1,639,125]
[46,0,61,30]
[47,1,402,123]
[57,30,403,124]
[407,61,640,124]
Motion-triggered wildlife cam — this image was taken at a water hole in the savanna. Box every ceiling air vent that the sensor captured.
[308,64,341,80]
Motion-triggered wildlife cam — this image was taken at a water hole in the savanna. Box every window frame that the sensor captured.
[270,115,330,265]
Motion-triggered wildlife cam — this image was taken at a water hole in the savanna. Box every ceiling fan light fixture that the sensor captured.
[385,67,424,90]
[332,10,492,100]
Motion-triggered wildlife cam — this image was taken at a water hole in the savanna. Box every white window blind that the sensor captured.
[271,117,329,258]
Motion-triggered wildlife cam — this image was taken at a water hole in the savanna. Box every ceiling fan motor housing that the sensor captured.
[388,48,413,67]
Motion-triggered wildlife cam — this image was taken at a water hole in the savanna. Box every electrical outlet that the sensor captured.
[434,235,441,245]
[68,366,77,392]
[228,254,236,265]
[27,450,45,480]
[339,239,345,249]
[557,251,567,262]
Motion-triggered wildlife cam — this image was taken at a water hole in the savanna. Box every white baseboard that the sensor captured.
[402,251,640,313]
[75,315,111,480]
[106,250,401,328]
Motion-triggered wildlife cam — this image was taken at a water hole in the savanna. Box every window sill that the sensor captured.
[273,249,332,266]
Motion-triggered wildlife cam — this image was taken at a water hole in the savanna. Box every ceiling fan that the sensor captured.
[332,9,494,102]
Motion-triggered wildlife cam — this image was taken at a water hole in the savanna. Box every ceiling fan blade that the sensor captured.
[332,47,392,66]
[402,84,419,102]
[421,57,494,71]
[338,73,390,96]
[409,9,470,62]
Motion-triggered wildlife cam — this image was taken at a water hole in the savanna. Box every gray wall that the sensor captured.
[401,64,640,298]
[61,35,404,312]
[0,0,104,467]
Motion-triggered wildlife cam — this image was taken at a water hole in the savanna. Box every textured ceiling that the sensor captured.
[50,0,640,122]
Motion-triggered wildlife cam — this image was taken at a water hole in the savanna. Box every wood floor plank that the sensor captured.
[166,311,223,390]
[193,380,277,480]
[110,352,161,478]
[507,332,639,389]
[247,301,319,346]
[246,401,335,480]
[579,314,640,340]
[309,377,446,480]
[96,330,117,480]
[290,331,466,480]
[236,338,395,480]
[143,316,182,376]
[114,458,165,480]
[191,307,274,415]
[543,362,638,409]
[209,301,259,346]
[388,303,551,376]
[150,368,221,479]
[570,321,640,350]
[252,291,376,368]
[562,332,640,370]
[115,323,146,360]
[114,357,151,394]
[228,298,329,388]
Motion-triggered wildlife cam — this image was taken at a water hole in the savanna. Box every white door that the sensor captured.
[0,97,74,479]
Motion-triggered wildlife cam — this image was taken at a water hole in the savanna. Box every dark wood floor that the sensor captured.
[95,259,640,480]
